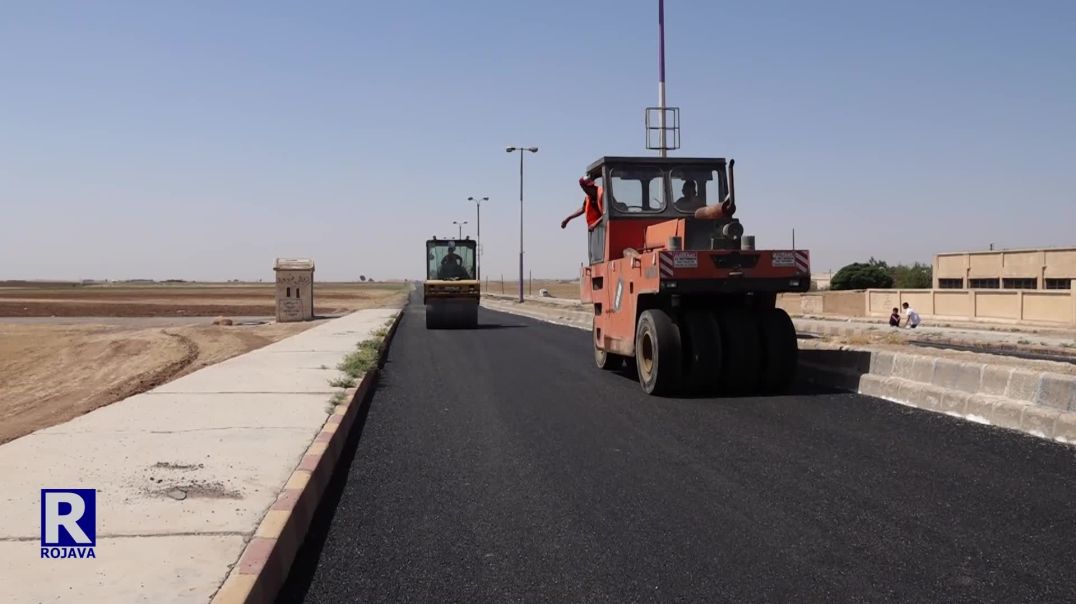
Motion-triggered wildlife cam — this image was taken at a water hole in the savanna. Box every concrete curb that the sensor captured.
[209,305,406,604]
[799,347,1076,446]
[481,299,1076,446]
[482,299,590,331]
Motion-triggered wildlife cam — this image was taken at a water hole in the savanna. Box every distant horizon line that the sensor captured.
[0,276,585,284]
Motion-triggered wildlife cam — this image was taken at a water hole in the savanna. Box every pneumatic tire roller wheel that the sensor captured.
[716,308,763,396]
[635,309,683,395]
[758,308,798,394]
[682,310,723,395]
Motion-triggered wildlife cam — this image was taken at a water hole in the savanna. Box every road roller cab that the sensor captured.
[578,156,811,395]
[424,237,479,329]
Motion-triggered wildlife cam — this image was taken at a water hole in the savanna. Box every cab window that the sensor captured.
[671,167,725,214]
[608,167,666,213]
[427,242,476,280]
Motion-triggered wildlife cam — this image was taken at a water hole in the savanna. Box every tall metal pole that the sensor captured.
[506,147,535,303]
[468,196,487,281]
[476,199,481,280]
[518,150,524,303]
[658,0,667,158]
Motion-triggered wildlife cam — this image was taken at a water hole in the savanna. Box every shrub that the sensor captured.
[329,375,356,389]
[831,263,894,290]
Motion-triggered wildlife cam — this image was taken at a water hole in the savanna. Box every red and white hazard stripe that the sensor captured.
[659,253,674,277]
[795,250,809,273]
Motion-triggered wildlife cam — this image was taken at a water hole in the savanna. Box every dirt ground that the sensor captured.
[0,281,407,317]
[0,282,408,444]
[482,279,580,300]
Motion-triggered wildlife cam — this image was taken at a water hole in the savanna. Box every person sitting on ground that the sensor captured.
[889,307,901,327]
[902,302,921,329]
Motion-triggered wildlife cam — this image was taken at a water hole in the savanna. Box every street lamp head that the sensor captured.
[527,147,538,153]
[505,146,517,153]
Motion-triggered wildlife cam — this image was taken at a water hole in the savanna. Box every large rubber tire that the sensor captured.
[466,303,479,329]
[595,346,623,370]
[594,321,623,370]
[635,309,683,395]
[759,308,798,394]
[682,310,723,395]
[717,308,763,395]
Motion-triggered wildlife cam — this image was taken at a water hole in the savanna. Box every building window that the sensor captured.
[286,287,291,297]
[1002,278,1037,290]
[938,278,964,289]
[1045,278,1072,290]
[968,278,999,289]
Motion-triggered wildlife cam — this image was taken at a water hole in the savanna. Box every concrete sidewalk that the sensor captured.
[0,308,398,604]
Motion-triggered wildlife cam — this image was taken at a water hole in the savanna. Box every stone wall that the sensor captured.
[779,285,1076,326]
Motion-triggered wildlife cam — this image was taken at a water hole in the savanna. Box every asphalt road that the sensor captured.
[278,296,1076,603]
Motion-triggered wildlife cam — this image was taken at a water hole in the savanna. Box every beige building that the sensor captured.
[811,271,834,291]
[274,258,315,322]
[934,246,1076,290]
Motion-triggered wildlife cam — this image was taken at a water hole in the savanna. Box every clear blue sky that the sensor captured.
[2,0,1074,281]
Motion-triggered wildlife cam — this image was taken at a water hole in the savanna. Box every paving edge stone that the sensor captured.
[208,306,406,604]
[801,362,1076,447]
[482,301,1076,448]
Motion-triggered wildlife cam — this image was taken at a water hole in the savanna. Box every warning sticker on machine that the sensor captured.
[672,252,698,268]
[772,252,796,267]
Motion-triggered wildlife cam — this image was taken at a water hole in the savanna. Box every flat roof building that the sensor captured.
[934,247,1076,291]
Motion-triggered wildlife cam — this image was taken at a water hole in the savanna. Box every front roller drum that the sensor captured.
[635,309,683,395]
[425,303,443,329]
[425,299,478,329]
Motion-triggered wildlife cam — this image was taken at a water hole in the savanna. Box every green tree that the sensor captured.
[831,262,894,290]
[889,262,933,289]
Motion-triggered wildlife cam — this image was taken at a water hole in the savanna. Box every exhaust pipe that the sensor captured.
[725,159,736,217]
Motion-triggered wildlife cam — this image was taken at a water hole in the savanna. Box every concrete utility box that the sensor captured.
[274,258,315,322]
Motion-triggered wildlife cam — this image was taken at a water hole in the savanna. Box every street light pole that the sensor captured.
[467,196,488,281]
[452,220,468,239]
[506,146,537,303]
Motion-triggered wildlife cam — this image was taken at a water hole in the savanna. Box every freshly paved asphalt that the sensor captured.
[278,295,1076,603]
